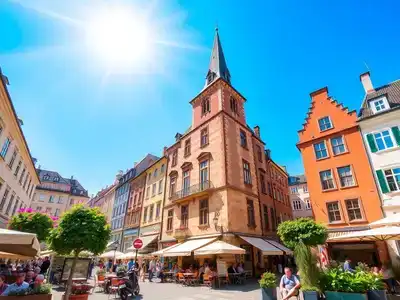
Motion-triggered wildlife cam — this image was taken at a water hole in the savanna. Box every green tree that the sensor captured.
[277,218,327,250]
[278,218,328,291]
[47,205,110,299]
[8,208,55,242]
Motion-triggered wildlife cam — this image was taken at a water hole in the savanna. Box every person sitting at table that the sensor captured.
[280,267,301,300]
[29,274,44,290]
[0,275,8,295]
[204,264,212,276]
[228,263,238,274]
[237,263,244,273]
[25,270,35,284]
[2,272,29,296]
[186,265,194,273]
[171,264,179,275]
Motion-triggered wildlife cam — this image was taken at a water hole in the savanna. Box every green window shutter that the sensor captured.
[392,126,400,146]
[366,133,378,153]
[376,170,389,194]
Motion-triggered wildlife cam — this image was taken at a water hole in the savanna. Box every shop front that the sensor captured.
[122,227,139,252]
[137,223,161,254]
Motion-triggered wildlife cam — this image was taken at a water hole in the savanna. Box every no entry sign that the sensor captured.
[133,238,143,249]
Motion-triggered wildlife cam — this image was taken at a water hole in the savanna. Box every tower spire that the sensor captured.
[204,28,231,88]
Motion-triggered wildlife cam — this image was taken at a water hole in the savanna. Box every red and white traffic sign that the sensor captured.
[133,238,143,249]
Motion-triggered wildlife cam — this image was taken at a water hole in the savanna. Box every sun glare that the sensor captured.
[85,9,152,68]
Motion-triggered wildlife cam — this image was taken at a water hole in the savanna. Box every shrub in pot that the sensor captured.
[320,267,385,300]
[62,283,93,300]
[7,284,52,300]
[259,272,277,300]
[301,285,319,300]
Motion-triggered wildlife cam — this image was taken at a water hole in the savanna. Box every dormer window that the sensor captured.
[201,98,210,115]
[207,72,216,85]
[53,177,59,182]
[318,116,333,132]
[43,175,50,180]
[369,96,389,114]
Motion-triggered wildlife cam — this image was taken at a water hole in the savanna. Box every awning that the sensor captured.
[100,250,124,258]
[151,243,182,256]
[329,226,400,242]
[127,234,159,251]
[327,230,368,241]
[163,237,216,257]
[0,229,40,257]
[239,236,283,255]
[264,239,293,255]
[370,215,400,228]
[194,240,245,256]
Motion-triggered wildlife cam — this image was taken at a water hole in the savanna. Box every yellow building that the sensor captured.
[0,69,40,227]
[139,156,167,253]
[31,169,89,217]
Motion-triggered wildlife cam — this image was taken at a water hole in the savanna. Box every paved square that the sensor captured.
[52,280,261,300]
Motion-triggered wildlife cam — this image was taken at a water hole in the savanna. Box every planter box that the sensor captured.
[261,287,277,300]
[367,290,387,300]
[302,291,318,300]
[5,295,52,300]
[325,291,367,300]
[62,295,89,300]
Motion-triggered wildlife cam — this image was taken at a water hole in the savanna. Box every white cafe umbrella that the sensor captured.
[0,229,40,257]
[194,240,246,256]
[100,250,124,258]
[330,226,400,242]
[369,214,400,228]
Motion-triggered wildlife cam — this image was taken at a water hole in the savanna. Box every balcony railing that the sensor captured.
[170,180,213,202]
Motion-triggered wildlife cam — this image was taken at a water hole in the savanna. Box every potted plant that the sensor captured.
[6,284,52,300]
[62,284,93,300]
[259,272,277,300]
[320,267,385,300]
[301,285,319,300]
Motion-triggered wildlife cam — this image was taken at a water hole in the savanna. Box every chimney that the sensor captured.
[360,72,374,94]
[175,133,182,141]
[253,126,260,138]
[115,170,123,182]
[163,146,168,156]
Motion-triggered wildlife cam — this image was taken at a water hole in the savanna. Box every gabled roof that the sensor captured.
[298,87,356,134]
[358,79,400,120]
[289,174,307,186]
[37,169,89,197]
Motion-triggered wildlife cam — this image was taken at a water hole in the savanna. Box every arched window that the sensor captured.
[230,96,238,114]
[201,98,210,115]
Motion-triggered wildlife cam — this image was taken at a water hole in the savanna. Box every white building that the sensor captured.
[0,69,40,227]
[288,174,313,218]
[358,71,400,261]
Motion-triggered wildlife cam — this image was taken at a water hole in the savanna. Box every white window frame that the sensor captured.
[292,200,302,211]
[327,201,342,223]
[371,129,396,152]
[320,169,336,190]
[304,198,311,210]
[345,198,364,222]
[303,185,308,193]
[314,141,329,160]
[318,116,333,132]
[290,187,298,194]
[331,136,347,155]
[337,165,356,188]
[369,96,389,114]
[384,168,400,192]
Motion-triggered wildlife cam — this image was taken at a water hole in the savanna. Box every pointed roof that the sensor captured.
[204,28,231,88]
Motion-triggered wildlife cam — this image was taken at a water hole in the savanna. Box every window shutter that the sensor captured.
[376,170,389,194]
[366,134,378,153]
[392,126,400,146]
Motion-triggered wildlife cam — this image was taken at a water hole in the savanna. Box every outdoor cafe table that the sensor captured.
[228,273,244,285]
[182,273,195,286]
[163,271,175,282]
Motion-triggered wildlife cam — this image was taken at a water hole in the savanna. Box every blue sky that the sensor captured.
[1,0,399,195]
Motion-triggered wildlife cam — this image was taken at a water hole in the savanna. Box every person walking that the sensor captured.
[148,259,155,282]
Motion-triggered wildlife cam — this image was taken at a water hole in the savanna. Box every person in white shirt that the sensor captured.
[237,263,244,273]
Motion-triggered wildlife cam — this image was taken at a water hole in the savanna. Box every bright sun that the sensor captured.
[85,8,151,68]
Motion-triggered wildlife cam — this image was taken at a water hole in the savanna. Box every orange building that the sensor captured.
[297,87,387,264]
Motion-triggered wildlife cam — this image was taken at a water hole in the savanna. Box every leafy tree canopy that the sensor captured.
[8,209,55,242]
[47,205,111,255]
[277,218,328,250]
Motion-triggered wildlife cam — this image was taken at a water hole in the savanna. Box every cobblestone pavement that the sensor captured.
[52,280,261,300]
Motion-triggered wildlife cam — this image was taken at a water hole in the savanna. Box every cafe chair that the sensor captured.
[108,278,120,299]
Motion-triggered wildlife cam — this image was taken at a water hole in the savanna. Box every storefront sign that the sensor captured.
[162,242,176,248]
[140,223,161,235]
[124,228,139,237]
